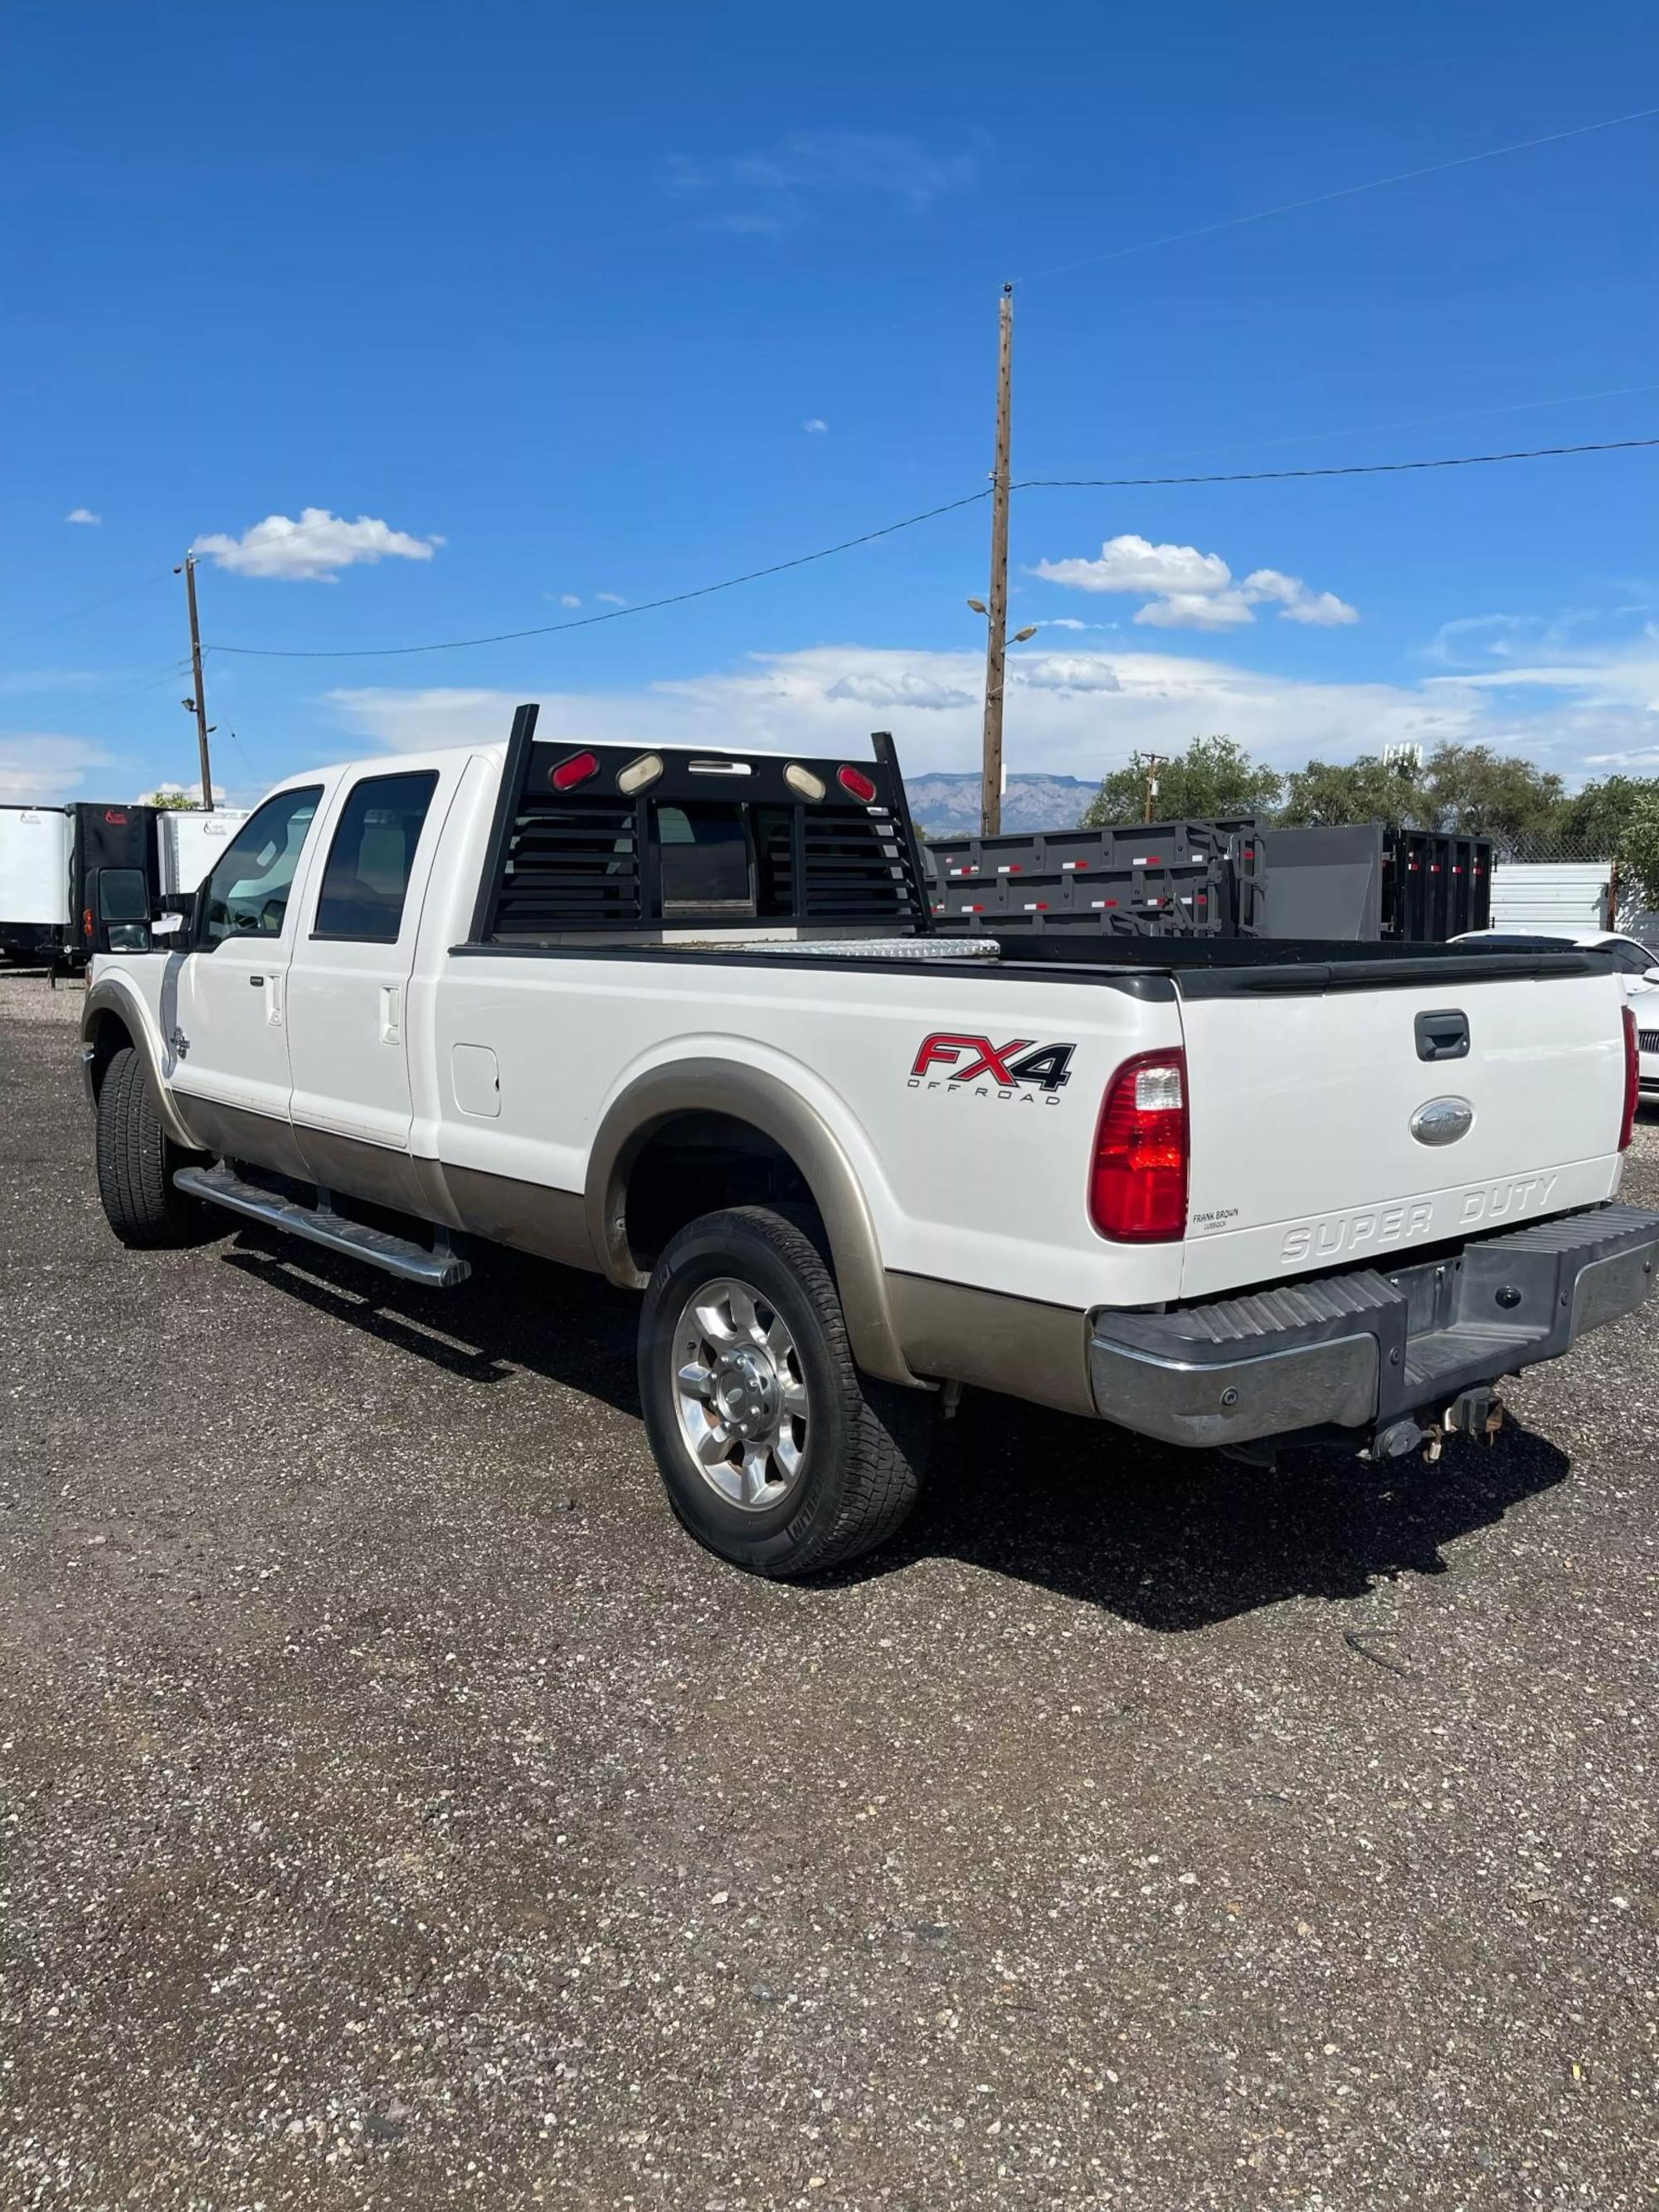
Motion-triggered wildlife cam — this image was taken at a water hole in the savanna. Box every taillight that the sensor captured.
[1620,1005,1639,1151]
[1089,1048,1189,1241]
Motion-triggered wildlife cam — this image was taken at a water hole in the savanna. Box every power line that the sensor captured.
[203,432,1657,665]
[0,568,176,649]
[1013,104,1659,284]
[1100,378,1659,473]
[1016,435,1659,489]
[207,489,995,660]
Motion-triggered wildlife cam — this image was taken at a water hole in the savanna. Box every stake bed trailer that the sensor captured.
[78,709,1657,1575]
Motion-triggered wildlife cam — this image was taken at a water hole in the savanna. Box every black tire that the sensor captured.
[95,1044,207,1249]
[638,1205,932,1578]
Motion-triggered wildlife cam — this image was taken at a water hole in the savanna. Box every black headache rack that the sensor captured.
[465,705,934,946]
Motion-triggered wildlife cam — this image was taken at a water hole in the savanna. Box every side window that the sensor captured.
[313,771,440,942]
[1611,940,1655,975]
[654,802,756,918]
[200,785,324,947]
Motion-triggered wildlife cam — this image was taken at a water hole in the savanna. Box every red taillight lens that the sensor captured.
[550,749,599,793]
[1089,1048,1189,1242]
[1620,1005,1639,1151]
[837,765,877,803]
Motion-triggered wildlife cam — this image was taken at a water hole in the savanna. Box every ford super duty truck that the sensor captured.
[80,706,1657,1576]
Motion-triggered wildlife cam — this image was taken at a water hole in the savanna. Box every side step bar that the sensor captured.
[173,1164,471,1288]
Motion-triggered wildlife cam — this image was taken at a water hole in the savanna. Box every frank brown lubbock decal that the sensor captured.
[908,1033,1076,1103]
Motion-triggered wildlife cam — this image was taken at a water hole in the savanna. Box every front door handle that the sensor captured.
[379,984,403,1045]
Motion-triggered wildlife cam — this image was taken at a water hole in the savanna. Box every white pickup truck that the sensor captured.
[80,706,1657,1575]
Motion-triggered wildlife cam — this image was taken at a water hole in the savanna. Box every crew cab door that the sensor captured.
[284,766,446,1202]
[167,783,327,1172]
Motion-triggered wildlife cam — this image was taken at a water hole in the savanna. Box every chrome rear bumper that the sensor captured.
[1088,1202,1659,1450]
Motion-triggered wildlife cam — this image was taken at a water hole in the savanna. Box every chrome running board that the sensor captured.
[173,1164,470,1288]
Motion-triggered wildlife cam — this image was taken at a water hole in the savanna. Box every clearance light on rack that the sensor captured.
[785,764,827,802]
[550,750,600,793]
[837,765,878,803]
[616,752,664,795]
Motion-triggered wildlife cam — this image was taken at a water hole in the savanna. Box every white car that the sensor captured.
[75,717,1655,1575]
[1454,927,1659,1091]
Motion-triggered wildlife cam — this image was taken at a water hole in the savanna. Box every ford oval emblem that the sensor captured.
[1411,1096,1474,1146]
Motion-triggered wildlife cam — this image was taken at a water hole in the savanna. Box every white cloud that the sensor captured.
[1034,534,1232,597]
[191,506,445,581]
[1241,570,1359,627]
[1034,532,1358,631]
[669,133,975,233]
[826,668,977,711]
[596,591,627,606]
[1135,590,1257,631]
[802,418,829,435]
[322,640,1508,785]
[557,593,581,608]
[64,507,100,526]
[1015,655,1123,694]
[0,731,112,803]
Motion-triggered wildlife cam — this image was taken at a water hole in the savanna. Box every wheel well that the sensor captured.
[85,1009,135,1097]
[620,1111,822,1276]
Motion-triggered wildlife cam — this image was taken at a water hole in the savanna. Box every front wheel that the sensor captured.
[95,1044,208,1249]
[638,1206,932,1578]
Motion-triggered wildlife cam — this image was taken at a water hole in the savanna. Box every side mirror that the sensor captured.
[1644,967,1659,988]
[92,867,153,955]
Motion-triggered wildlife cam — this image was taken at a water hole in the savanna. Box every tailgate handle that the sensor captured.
[1415,1008,1469,1062]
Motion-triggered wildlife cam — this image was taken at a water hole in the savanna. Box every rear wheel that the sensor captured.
[638,1205,932,1577]
[95,1044,207,1249]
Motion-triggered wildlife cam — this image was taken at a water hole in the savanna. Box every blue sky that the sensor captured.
[3,0,1657,805]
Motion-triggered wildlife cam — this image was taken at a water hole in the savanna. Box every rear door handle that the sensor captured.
[379,984,402,1045]
[1415,1008,1469,1061]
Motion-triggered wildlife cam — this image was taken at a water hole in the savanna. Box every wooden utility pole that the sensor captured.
[1141,751,1167,824]
[979,284,1014,838]
[178,552,216,810]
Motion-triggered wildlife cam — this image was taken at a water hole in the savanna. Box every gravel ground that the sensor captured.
[2,968,1656,2210]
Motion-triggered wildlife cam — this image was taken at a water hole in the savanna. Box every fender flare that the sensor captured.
[80,977,201,1152]
[585,1057,927,1391]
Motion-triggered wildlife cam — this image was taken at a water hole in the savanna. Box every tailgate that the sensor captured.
[1179,969,1627,1298]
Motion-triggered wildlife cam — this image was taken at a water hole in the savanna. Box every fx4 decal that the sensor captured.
[907,1032,1077,1101]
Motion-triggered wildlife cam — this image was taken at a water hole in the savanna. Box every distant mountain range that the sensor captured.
[902,771,1098,837]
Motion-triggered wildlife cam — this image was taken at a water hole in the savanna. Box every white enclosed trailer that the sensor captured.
[0,804,72,962]
[158,808,253,897]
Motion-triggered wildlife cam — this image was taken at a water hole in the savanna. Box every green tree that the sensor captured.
[1278,752,1431,827]
[1558,775,1659,909]
[141,786,203,811]
[1079,736,1282,827]
[1423,743,1565,840]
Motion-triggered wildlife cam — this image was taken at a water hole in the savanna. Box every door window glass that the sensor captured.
[201,786,324,946]
[312,772,440,942]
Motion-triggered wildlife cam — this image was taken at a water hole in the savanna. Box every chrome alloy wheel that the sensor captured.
[671,1276,810,1511]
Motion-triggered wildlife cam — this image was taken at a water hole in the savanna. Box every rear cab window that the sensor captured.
[312,771,440,942]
